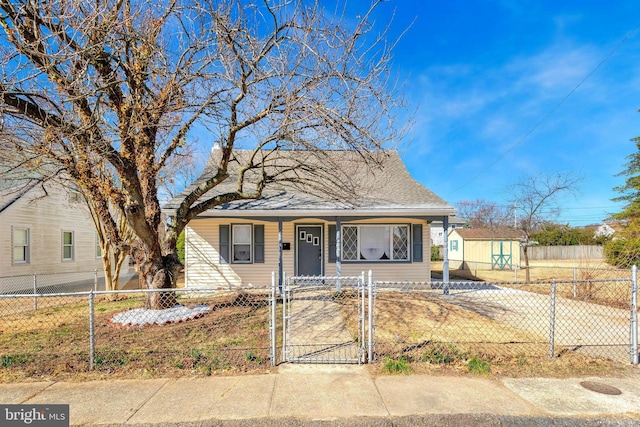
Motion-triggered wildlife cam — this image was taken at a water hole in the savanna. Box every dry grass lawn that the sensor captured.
[366,291,632,379]
[1,280,634,383]
[0,292,273,383]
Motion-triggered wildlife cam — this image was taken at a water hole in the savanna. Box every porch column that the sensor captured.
[278,218,283,293]
[442,216,450,293]
[336,217,342,292]
[336,217,341,277]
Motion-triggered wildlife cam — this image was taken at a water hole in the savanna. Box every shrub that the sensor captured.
[431,245,441,261]
[420,343,464,365]
[604,237,640,268]
[467,356,490,375]
[382,356,413,374]
[177,231,185,264]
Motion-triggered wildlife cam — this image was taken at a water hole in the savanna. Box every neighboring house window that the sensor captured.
[62,231,74,261]
[95,233,102,258]
[341,225,410,261]
[218,224,265,264]
[232,224,252,263]
[450,240,459,251]
[12,227,30,264]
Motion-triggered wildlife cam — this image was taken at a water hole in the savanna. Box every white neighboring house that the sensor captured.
[0,181,108,292]
[594,221,625,239]
[430,216,465,246]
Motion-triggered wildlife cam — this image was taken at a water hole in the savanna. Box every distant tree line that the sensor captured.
[530,224,609,246]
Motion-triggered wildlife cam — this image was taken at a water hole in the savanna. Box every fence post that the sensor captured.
[89,290,95,371]
[360,271,365,363]
[281,271,287,362]
[33,273,37,311]
[367,270,373,364]
[94,269,98,292]
[270,271,277,367]
[573,267,577,298]
[632,265,638,365]
[549,280,556,359]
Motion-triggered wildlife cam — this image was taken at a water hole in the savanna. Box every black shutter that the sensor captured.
[254,224,265,263]
[328,224,336,263]
[412,224,423,262]
[219,225,230,264]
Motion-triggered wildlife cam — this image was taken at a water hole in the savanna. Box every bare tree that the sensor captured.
[455,199,513,229]
[85,192,136,295]
[157,144,208,201]
[506,173,581,282]
[0,0,405,308]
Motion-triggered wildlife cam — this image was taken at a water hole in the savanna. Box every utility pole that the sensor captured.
[513,203,517,228]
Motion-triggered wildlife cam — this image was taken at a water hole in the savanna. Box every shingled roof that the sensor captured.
[163,150,453,217]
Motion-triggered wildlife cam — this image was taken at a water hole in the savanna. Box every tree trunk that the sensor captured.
[137,251,181,310]
[113,249,127,290]
[100,242,118,301]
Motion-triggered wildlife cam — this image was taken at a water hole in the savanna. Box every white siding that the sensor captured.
[448,230,465,269]
[0,184,104,277]
[186,219,280,288]
[186,217,431,288]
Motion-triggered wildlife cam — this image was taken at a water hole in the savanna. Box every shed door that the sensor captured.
[491,240,513,270]
[296,225,323,276]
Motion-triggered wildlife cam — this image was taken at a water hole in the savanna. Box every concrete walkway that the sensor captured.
[1,365,640,426]
[286,286,361,363]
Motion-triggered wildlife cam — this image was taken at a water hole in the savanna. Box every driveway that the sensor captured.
[432,282,633,363]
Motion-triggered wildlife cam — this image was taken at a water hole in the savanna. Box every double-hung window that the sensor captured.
[62,230,74,261]
[342,225,410,261]
[219,224,265,264]
[12,227,30,264]
[95,232,102,258]
[232,224,252,263]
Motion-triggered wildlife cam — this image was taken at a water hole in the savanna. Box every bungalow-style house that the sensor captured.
[448,227,523,271]
[0,180,106,292]
[164,150,455,288]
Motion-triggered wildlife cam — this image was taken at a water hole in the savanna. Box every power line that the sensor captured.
[446,22,640,197]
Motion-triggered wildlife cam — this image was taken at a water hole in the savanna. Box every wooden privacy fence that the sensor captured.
[523,245,603,261]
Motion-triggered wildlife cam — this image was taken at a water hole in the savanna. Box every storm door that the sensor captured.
[296,225,323,276]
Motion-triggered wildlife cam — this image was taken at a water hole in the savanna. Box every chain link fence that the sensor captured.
[1,267,638,382]
[0,285,273,382]
[281,275,369,364]
[373,275,636,369]
[445,260,630,283]
[0,269,138,314]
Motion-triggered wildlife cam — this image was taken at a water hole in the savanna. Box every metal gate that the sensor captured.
[280,274,373,364]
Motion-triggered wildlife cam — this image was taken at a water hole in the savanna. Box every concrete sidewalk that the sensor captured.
[1,365,639,426]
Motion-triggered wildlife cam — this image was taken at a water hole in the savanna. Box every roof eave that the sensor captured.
[163,207,456,219]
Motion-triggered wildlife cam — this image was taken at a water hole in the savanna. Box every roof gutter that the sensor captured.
[163,207,456,219]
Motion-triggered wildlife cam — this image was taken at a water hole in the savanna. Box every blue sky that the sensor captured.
[362,0,640,226]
